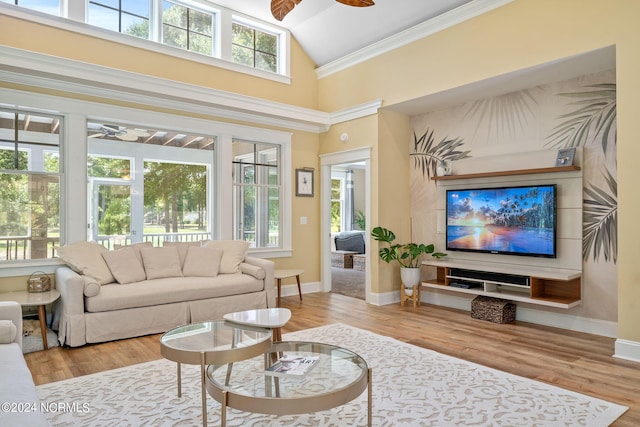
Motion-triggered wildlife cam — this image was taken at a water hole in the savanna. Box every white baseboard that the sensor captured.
[369,288,619,338]
[280,282,321,298]
[614,339,640,362]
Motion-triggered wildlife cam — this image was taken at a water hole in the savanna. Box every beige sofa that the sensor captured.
[52,240,276,347]
[0,301,49,426]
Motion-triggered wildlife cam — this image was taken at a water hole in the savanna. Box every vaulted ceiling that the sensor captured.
[209,0,473,67]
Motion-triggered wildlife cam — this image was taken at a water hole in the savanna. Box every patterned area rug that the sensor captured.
[37,324,627,426]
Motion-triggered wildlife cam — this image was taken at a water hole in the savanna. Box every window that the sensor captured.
[233,140,280,249]
[1,0,59,15]
[2,0,290,80]
[232,22,278,73]
[0,108,62,261]
[162,0,213,55]
[87,121,214,249]
[88,0,150,39]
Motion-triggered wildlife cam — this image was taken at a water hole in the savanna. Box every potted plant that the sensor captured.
[371,226,446,290]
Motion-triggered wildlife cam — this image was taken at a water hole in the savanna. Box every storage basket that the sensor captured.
[27,271,52,293]
[471,295,516,323]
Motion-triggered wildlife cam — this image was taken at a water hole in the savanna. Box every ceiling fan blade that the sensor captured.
[336,0,375,6]
[271,0,302,21]
[88,133,103,138]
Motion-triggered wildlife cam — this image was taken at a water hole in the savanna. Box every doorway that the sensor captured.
[320,148,371,302]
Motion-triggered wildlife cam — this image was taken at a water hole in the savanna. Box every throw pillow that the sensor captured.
[240,263,265,280]
[182,246,223,277]
[113,242,152,265]
[141,246,183,280]
[102,247,147,284]
[203,240,250,274]
[0,320,17,344]
[163,241,201,268]
[82,275,102,297]
[55,241,115,285]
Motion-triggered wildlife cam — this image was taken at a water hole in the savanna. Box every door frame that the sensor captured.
[320,147,371,302]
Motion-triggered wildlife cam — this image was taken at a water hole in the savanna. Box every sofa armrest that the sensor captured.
[53,266,88,346]
[244,257,276,308]
[0,301,22,349]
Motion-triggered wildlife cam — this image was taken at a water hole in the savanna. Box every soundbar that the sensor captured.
[449,268,530,287]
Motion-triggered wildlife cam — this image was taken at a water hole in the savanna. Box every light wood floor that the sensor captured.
[25,292,640,426]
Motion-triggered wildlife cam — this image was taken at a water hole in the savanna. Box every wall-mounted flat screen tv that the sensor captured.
[446,184,557,258]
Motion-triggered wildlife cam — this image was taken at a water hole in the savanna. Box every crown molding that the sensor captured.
[316,0,515,79]
[330,99,383,125]
[0,46,331,133]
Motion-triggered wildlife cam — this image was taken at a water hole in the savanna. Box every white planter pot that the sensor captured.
[400,267,421,288]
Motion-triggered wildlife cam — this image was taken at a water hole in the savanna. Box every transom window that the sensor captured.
[232,22,278,73]
[1,0,289,79]
[0,108,62,261]
[162,0,213,55]
[88,0,150,38]
[1,0,60,15]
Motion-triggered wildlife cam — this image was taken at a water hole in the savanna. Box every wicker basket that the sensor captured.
[27,271,52,293]
[471,295,516,323]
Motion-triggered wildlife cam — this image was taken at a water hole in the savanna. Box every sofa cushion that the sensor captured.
[141,246,183,280]
[102,247,147,284]
[56,241,115,285]
[334,231,365,254]
[203,240,250,274]
[163,241,201,268]
[84,274,264,312]
[182,246,223,277]
[0,320,17,344]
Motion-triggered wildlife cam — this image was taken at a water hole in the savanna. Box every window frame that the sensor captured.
[0,86,292,274]
[0,1,291,83]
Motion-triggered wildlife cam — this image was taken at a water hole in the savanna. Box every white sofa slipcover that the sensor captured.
[53,253,276,347]
[0,301,49,426]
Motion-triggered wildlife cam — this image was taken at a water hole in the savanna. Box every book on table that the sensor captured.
[265,354,319,377]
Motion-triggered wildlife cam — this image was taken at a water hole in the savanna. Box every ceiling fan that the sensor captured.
[271,0,375,21]
[89,125,150,142]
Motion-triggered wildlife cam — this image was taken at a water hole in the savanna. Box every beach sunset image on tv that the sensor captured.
[446,185,556,257]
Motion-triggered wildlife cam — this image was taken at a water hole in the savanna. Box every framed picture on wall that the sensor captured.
[296,168,314,197]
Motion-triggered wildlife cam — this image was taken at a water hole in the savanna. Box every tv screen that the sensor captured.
[446,184,556,258]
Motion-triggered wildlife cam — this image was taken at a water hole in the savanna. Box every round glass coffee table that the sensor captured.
[206,340,371,426]
[160,320,272,426]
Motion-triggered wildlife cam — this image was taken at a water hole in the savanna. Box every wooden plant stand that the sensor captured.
[400,285,420,308]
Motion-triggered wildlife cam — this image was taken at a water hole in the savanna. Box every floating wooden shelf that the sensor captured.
[431,165,581,181]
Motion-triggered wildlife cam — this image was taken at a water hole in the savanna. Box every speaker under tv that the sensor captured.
[449,268,530,287]
[445,184,557,258]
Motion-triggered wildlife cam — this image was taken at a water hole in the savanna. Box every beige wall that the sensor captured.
[317,0,640,341]
[0,16,319,109]
[2,0,640,342]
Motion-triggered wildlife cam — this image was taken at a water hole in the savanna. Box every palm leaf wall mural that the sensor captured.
[464,90,537,143]
[583,168,617,263]
[546,82,617,264]
[410,128,470,180]
[546,83,616,152]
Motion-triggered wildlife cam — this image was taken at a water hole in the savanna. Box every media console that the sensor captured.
[421,259,582,309]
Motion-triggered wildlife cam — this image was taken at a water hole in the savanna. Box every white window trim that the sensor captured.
[0,1,291,84]
[0,87,293,276]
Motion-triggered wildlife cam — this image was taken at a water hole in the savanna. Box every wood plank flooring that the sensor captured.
[25,292,640,426]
